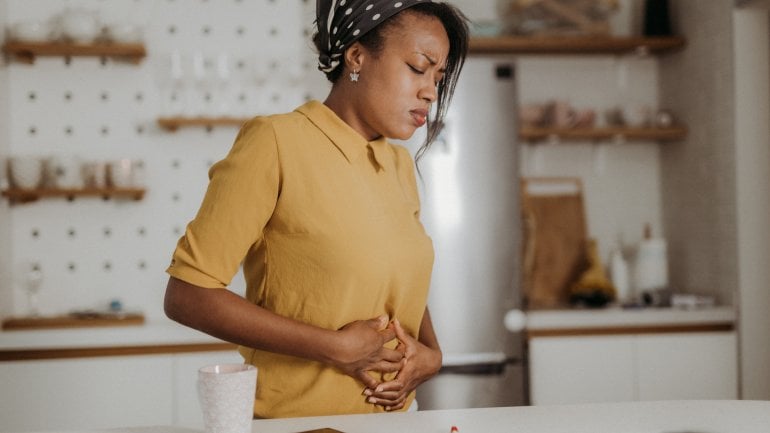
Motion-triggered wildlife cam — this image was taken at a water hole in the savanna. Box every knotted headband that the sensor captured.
[316,0,431,73]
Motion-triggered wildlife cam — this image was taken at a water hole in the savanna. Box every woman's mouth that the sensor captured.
[410,109,428,127]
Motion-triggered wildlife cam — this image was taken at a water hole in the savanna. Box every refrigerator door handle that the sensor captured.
[439,352,523,375]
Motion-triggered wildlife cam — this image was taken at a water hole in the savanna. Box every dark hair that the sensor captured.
[312,2,469,163]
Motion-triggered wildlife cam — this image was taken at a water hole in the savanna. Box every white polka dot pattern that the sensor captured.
[316,0,433,73]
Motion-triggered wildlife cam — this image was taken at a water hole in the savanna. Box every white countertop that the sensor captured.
[1,306,737,351]
[39,400,770,433]
[525,305,735,331]
[0,319,224,351]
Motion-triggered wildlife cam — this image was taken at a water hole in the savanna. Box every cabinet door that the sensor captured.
[172,350,245,428]
[636,332,738,400]
[0,355,174,432]
[529,336,635,405]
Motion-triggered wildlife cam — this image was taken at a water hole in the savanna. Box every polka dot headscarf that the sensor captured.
[316,0,432,73]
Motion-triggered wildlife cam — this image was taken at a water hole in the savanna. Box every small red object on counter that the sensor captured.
[450,426,459,433]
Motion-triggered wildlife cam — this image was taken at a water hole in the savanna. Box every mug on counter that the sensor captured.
[197,364,257,433]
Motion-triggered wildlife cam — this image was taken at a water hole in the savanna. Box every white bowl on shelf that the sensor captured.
[105,23,143,44]
[59,8,101,43]
[6,156,44,190]
[8,21,51,43]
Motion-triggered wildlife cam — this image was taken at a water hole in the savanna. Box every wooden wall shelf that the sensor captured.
[519,126,688,143]
[2,40,147,64]
[1,187,146,204]
[157,116,249,132]
[2,313,145,331]
[469,35,686,55]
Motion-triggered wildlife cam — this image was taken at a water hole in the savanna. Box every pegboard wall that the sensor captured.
[0,0,330,319]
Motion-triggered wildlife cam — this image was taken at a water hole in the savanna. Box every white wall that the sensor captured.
[733,6,770,401]
[1,0,309,319]
[518,55,663,263]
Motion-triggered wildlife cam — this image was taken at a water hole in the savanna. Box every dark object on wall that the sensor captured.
[644,0,672,36]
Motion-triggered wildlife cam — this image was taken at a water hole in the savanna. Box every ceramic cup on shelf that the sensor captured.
[6,156,44,190]
[197,364,257,433]
[106,159,134,188]
[81,161,108,189]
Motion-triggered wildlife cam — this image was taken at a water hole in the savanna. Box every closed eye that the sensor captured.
[408,64,424,74]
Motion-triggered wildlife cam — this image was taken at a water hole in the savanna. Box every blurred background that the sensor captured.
[0,0,769,431]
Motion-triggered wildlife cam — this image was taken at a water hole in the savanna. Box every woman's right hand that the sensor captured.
[332,315,405,390]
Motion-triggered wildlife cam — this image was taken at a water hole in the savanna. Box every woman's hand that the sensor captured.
[332,315,406,390]
[364,319,442,411]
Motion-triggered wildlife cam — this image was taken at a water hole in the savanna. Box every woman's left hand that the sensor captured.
[363,319,442,411]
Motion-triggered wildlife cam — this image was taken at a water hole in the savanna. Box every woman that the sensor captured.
[164,0,469,418]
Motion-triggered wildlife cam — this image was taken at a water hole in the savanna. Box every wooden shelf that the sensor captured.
[469,35,686,55]
[1,187,146,204]
[2,313,145,331]
[519,125,688,143]
[157,116,250,132]
[2,40,147,64]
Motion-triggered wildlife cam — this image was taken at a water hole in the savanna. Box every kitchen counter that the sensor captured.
[524,305,735,337]
[35,400,770,433]
[0,319,233,361]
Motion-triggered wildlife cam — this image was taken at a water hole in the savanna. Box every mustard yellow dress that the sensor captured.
[167,100,434,418]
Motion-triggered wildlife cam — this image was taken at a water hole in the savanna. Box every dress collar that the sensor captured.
[296,100,392,171]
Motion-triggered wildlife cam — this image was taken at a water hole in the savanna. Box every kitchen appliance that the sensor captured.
[399,56,526,409]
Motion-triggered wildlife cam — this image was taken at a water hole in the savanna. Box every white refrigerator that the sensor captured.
[401,55,527,409]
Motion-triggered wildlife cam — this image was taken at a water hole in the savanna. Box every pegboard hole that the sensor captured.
[138,261,147,270]
[103,227,112,238]
[28,91,36,101]
[64,91,73,101]
[100,91,110,102]
[172,192,181,202]
[68,262,77,273]
[136,125,145,135]
[168,25,177,35]
[31,228,40,238]
[65,126,74,136]
[101,126,110,136]
[137,227,147,237]
[28,126,37,136]
[103,261,112,272]
[67,228,77,238]
[135,92,144,102]
[171,159,181,169]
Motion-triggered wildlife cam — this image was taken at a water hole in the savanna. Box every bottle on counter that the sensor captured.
[631,223,669,305]
[609,242,630,305]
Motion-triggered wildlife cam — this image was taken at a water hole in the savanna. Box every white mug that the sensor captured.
[197,364,257,433]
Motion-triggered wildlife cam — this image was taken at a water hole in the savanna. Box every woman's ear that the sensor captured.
[344,42,365,72]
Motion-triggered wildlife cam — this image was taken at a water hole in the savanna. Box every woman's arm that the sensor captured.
[364,307,443,410]
[164,276,405,389]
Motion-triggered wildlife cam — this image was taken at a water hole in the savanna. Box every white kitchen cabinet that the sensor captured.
[0,350,243,432]
[529,335,636,404]
[636,333,737,400]
[0,355,174,432]
[528,331,737,405]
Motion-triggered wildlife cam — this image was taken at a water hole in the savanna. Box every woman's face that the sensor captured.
[353,12,450,141]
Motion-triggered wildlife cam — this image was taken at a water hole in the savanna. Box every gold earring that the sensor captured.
[349,69,360,82]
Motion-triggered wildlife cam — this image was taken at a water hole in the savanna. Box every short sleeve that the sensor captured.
[166,117,280,288]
